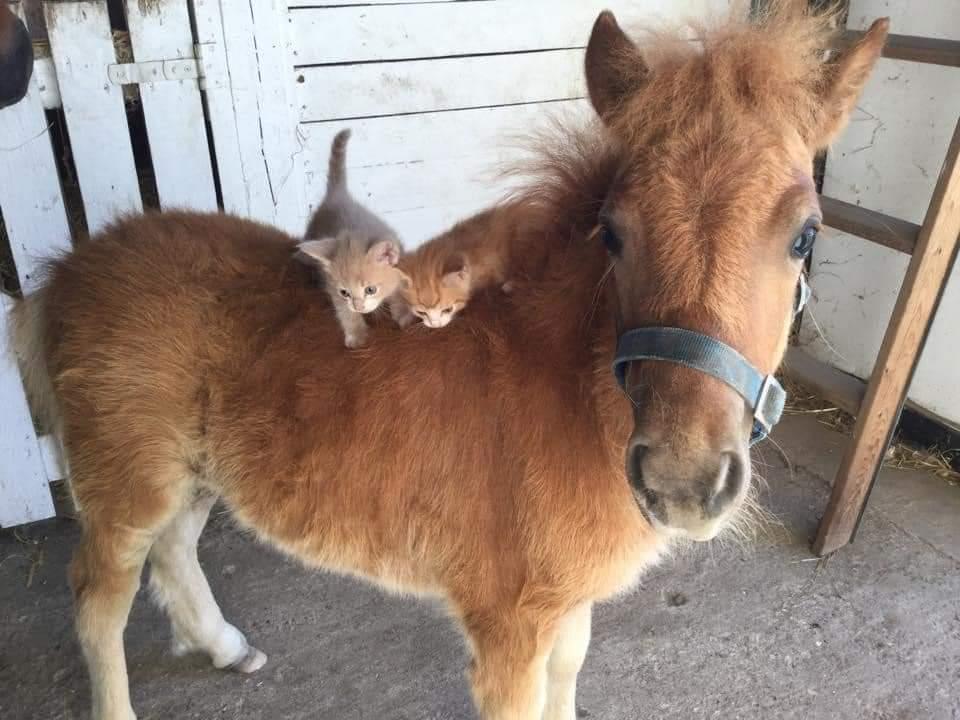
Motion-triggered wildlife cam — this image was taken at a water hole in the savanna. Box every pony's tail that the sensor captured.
[7,286,60,435]
[326,128,351,197]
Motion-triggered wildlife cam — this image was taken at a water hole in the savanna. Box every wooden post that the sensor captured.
[813,118,960,556]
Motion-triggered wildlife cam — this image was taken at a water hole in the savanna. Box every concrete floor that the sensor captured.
[1,415,959,720]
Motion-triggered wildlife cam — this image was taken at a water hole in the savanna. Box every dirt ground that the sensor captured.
[1,414,959,720]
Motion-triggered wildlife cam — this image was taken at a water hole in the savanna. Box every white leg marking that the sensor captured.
[543,603,592,720]
[148,492,266,672]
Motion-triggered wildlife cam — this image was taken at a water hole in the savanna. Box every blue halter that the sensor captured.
[612,274,809,446]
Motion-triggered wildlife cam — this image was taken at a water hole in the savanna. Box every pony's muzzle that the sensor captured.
[626,433,747,538]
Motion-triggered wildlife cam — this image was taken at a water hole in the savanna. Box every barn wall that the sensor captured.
[799,0,960,427]
[291,0,734,244]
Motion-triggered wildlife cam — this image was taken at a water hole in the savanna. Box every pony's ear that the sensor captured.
[297,238,336,268]
[585,11,649,123]
[810,18,890,149]
[368,238,401,266]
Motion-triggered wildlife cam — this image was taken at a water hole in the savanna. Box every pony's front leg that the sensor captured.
[465,614,552,720]
[543,604,592,720]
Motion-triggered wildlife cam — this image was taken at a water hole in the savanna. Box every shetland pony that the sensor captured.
[9,5,888,719]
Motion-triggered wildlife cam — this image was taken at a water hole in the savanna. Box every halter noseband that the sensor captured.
[612,274,809,446]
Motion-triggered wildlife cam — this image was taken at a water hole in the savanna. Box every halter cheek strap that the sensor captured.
[611,274,809,446]
[612,328,785,445]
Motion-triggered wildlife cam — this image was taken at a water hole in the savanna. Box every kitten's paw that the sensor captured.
[345,332,368,348]
[502,280,516,294]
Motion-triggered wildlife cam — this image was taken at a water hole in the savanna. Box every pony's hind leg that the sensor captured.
[71,524,154,720]
[148,489,266,672]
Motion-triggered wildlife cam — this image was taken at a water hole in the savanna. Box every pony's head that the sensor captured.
[586,4,888,540]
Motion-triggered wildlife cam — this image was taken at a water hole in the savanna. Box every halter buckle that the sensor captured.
[753,374,783,436]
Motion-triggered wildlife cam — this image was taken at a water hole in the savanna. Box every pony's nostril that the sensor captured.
[706,452,746,517]
[626,439,662,509]
[626,438,648,490]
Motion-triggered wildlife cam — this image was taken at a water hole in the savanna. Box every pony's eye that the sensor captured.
[599,224,622,256]
[441,307,453,315]
[792,224,819,259]
[339,288,350,299]
[364,286,377,296]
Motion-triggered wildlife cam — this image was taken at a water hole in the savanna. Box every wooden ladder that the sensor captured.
[788,31,960,556]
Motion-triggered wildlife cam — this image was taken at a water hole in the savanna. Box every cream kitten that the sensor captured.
[299,231,406,348]
[299,129,407,347]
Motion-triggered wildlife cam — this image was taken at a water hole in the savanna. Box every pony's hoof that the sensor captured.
[227,646,267,674]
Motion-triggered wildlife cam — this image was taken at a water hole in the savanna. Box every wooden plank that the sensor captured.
[842,31,960,68]
[813,118,960,557]
[297,49,584,122]
[0,6,72,294]
[44,0,142,233]
[783,347,958,433]
[289,0,458,6]
[39,433,66,485]
[0,294,55,527]
[33,56,61,110]
[125,0,217,211]
[192,0,245,216]
[193,0,304,233]
[290,0,690,66]
[819,196,920,255]
[300,100,590,241]
[783,347,864,417]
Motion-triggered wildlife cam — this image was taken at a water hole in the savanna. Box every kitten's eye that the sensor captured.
[599,224,622,256]
[339,288,350,299]
[364,286,377,296]
[414,310,426,318]
[792,222,819,259]
[441,307,453,315]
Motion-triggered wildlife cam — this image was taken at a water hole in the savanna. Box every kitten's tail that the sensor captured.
[326,129,351,197]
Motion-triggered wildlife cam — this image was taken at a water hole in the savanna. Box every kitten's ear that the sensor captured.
[441,255,471,289]
[368,238,401,266]
[297,238,336,268]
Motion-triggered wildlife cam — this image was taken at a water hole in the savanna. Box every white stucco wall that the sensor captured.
[799,0,960,427]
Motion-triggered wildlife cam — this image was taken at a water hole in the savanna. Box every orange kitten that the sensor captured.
[397,209,510,329]
[299,231,406,348]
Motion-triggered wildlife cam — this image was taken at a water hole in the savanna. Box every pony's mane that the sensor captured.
[494,121,618,342]
[503,118,618,246]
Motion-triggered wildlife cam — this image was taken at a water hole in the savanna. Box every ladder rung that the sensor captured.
[842,31,960,67]
[820,196,920,255]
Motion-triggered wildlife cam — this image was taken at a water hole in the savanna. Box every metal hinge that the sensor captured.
[107,43,226,89]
